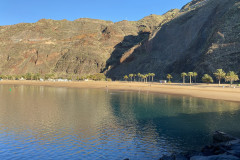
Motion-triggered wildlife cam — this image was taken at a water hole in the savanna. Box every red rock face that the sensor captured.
[0,13,175,76]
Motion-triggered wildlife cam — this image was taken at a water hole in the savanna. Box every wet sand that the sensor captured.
[1,80,240,103]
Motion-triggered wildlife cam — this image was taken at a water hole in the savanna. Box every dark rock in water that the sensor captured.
[159,155,174,160]
[159,131,240,160]
[227,140,240,158]
[159,154,188,160]
[201,144,230,156]
[213,131,237,143]
[190,154,240,160]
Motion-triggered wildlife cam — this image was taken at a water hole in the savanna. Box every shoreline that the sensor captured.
[1,80,240,103]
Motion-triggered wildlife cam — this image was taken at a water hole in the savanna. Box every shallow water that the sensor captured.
[0,85,240,160]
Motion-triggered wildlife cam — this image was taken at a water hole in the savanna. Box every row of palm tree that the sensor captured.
[124,73,155,82]
[213,69,239,86]
[180,72,198,84]
[123,69,239,86]
[173,69,239,86]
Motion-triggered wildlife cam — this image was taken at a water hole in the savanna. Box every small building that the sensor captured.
[160,80,167,84]
[48,79,55,82]
[57,79,68,82]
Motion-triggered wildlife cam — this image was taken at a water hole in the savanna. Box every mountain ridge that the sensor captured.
[106,0,240,80]
[0,0,239,81]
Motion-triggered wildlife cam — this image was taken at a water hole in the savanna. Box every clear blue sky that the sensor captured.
[0,0,191,26]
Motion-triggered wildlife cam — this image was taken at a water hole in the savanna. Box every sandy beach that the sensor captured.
[0,80,240,103]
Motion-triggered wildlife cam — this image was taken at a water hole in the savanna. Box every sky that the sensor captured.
[0,0,192,26]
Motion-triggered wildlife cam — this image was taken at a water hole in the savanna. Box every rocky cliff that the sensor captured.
[0,0,239,80]
[0,10,178,77]
[107,0,240,80]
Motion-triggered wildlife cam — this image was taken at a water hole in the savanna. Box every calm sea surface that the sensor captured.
[0,85,240,160]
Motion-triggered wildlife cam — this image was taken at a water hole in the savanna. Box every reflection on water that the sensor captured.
[0,85,240,159]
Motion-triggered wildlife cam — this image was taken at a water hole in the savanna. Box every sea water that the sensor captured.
[0,85,240,159]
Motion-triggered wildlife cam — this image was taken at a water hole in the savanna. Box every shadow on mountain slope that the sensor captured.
[102,32,150,79]
[105,0,240,81]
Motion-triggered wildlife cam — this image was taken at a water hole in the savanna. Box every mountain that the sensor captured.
[107,0,240,80]
[0,0,239,81]
[0,10,178,77]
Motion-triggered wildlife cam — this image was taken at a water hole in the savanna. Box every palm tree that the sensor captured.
[150,73,155,82]
[145,74,149,83]
[25,73,33,80]
[129,74,133,82]
[139,74,143,82]
[133,74,137,81]
[7,75,13,80]
[193,72,198,83]
[167,74,172,83]
[225,71,239,87]
[33,73,40,80]
[141,75,144,82]
[14,75,21,80]
[142,74,145,82]
[181,72,187,83]
[67,75,73,81]
[123,75,128,81]
[188,72,193,84]
[214,69,226,86]
[137,73,141,81]
[44,73,55,80]
[148,73,152,82]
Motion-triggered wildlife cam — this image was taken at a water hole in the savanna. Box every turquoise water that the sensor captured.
[0,85,240,160]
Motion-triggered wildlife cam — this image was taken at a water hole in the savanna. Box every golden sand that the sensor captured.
[1,80,240,103]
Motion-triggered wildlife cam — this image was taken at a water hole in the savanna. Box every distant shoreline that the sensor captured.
[1,80,240,103]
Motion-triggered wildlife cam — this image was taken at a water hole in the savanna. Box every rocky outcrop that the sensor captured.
[213,131,238,143]
[159,131,240,160]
